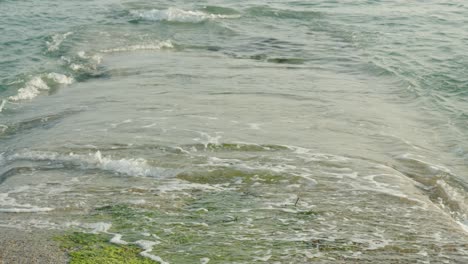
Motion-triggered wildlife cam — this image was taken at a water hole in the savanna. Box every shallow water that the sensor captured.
[1,0,468,262]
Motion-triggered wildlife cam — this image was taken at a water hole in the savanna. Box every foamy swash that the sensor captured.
[0,188,54,213]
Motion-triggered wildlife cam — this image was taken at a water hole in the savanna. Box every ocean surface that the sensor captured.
[1,0,468,262]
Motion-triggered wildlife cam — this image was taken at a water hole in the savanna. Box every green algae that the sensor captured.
[306,239,362,252]
[95,204,145,221]
[55,232,155,264]
[60,196,364,263]
[375,245,420,254]
[92,204,169,233]
[296,210,321,217]
[69,189,353,263]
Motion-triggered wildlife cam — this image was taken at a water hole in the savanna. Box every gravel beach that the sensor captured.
[0,227,67,264]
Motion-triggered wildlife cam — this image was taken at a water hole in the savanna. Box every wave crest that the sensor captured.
[130,8,239,23]
[8,73,74,101]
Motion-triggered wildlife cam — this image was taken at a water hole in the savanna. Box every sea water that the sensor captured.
[1,0,467,262]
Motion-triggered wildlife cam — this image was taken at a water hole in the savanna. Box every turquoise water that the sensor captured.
[1,0,468,262]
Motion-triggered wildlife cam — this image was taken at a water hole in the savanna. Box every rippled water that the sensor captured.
[1,0,468,262]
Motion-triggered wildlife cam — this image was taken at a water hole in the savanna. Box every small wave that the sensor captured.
[8,150,171,178]
[130,8,239,23]
[8,73,73,101]
[46,32,73,52]
[100,40,174,53]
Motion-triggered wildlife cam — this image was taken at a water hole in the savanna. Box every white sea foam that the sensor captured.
[77,51,102,64]
[9,150,171,178]
[47,73,74,85]
[86,222,112,233]
[8,73,74,101]
[63,51,103,72]
[110,236,168,263]
[46,32,73,52]
[0,207,54,213]
[135,240,168,264]
[9,76,49,101]
[70,63,85,71]
[110,234,129,245]
[130,8,239,23]
[100,40,174,53]
[93,151,161,177]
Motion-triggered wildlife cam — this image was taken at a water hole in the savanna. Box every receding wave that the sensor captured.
[129,8,240,23]
[394,153,468,227]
